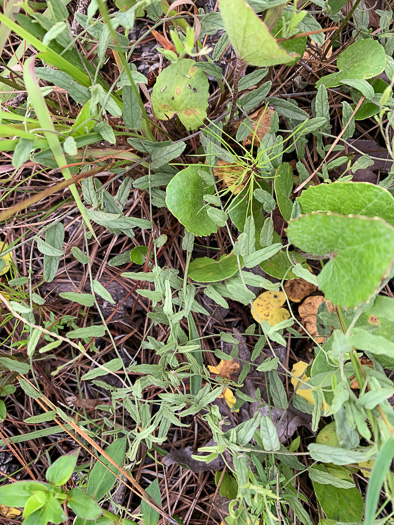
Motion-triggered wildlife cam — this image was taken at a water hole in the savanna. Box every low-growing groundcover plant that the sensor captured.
[0,0,393,523]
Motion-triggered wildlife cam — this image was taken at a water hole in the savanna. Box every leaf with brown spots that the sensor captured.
[251,290,290,326]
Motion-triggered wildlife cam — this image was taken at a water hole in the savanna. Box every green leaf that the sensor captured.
[166,165,217,236]
[59,292,95,307]
[311,465,364,522]
[316,39,386,89]
[47,449,79,486]
[204,285,229,309]
[141,479,161,525]
[0,400,6,421]
[36,238,63,257]
[72,247,90,264]
[93,280,115,304]
[243,243,282,268]
[219,0,294,67]
[87,437,127,501]
[296,182,394,226]
[340,78,375,100]
[267,97,309,121]
[151,59,209,130]
[25,411,57,423]
[365,438,394,525]
[0,481,49,507]
[327,0,349,15]
[260,416,280,451]
[68,488,103,520]
[287,213,394,307]
[44,223,64,283]
[67,325,106,339]
[188,253,239,282]
[129,246,148,265]
[275,162,293,221]
[308,443,369,465]
[308,467,355,489]
[348,328,394,358]
[13,138,34,169]
[122,85,142,130]
[81,358,123,380]
[0,357,30,374]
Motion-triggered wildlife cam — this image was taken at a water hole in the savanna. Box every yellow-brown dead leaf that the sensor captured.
[291,361,328,409]
[0,505,22,519]
[234,105,274,146]
[214,160,248,195]
[208,359,240,379]
[251,290,290,326]
[284,276,317,303]
[298,295,335,343]
[0,242,11,276]
[218,387,237,409]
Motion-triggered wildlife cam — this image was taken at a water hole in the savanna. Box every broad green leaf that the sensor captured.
[243,243,282,268]
[275,162,293,221]
[67,325,106,339]
[316,39,386,89]
[348,328,394,358]
[260,245,307,280]
[328,0,349,15]
[47,449,79,486]
[68,488,103,520]
[59,292,95,307]
[81,358,123,380]
[151,59,209,130]
[141,479,161,525]
[166,165,217,236]
[260,416,280,451]
[308,444,369,465]
[0,357,30,374]
[287,213,394,307]
[219,0,294,67]
[296,182,394,226]
[365,438,394,525]
[354,78,389,121]
[0,481,49,507]
[93,280,115,304]
[311,465,364,522]
[87,437,127,501]
[308,467,355,489]
[188,253,239,282]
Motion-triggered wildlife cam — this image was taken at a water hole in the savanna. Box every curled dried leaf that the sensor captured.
[208,359,240,379]
[298,295,335,343]
[284,277,317,303]
[251,290,290,326]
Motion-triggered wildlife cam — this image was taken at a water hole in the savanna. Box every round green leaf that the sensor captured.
[219,0,295,67]
[151,59,209,130]
[166,165,218,236]
[287,213,394,306]
[316,39,386,89]
[188,253,239,282]
[297,182,394,226]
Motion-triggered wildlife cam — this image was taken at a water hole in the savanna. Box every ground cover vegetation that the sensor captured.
[0,0,393,523]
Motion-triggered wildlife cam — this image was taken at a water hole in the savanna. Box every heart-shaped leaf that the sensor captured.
[188,253,239,282]
[287,213,394,307]
[316,39,386,89]
[219,0,295,67]
[166,165,217,236]
[297,182,394,226]
[151,59,209,130]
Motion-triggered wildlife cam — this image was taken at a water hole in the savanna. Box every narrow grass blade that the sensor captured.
[365,438,394,525]
[23,56,95,236]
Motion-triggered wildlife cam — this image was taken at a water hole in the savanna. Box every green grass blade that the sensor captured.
[23,56,95,237]
[365,437,394,525]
